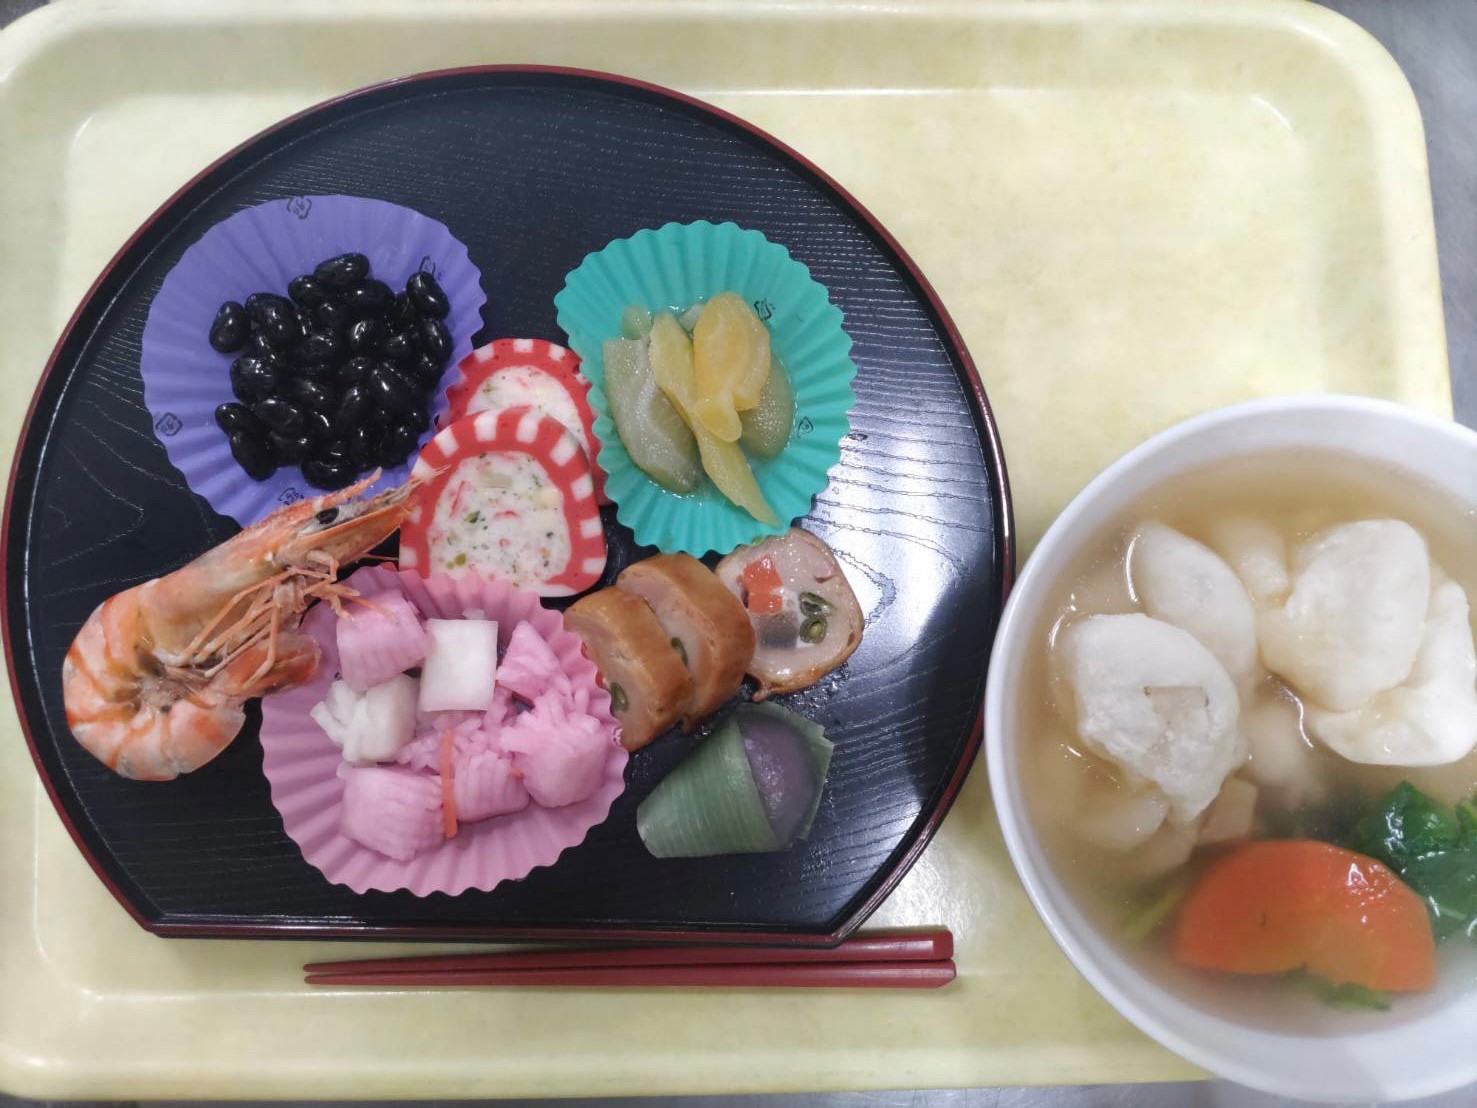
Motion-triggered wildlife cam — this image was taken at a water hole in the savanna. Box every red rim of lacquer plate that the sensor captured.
[444,337,608,503]
[402,406,607,595]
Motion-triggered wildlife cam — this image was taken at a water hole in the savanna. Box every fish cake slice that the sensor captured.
[564,588,693,751]
[401,407,606,596]
[443,338,607,503]
[617,553,756,730]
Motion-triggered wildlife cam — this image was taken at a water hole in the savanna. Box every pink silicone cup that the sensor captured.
[259,566,626,896]
[141,194,487,526]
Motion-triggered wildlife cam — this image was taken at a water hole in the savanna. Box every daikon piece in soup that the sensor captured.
[1021,450,1477,1019]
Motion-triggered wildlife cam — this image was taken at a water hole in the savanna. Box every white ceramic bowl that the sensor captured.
[985,396,1477,1103]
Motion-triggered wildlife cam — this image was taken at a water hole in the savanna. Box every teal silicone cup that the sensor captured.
[554,221,857,557]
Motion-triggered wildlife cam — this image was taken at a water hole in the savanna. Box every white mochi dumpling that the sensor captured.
[1239,689,1327,806]
[1204,516,1290,604]
[1129,522,1258,679]
[1075,785,1170,852]
[1058,614,1243,821]
[1305,577,1477,766]
[1258,520,1430,711]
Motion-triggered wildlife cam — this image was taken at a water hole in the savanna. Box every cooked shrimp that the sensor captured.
[62,475,416,781]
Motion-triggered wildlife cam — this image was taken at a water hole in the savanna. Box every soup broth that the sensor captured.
[1021,449,1477,1010]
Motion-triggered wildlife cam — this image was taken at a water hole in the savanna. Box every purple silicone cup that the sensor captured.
[140,194,487,525]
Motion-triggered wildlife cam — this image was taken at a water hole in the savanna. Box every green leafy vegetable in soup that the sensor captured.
[1288,970,1391,1013]
[1349,782,1477,941]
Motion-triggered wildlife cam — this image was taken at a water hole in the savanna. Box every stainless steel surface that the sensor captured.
[0,0,1472,1103]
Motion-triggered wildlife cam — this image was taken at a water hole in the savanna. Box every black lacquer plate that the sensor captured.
[3,68,1012,944]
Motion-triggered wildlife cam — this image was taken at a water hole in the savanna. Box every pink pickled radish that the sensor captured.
[454,747,530,822]
[486,685,517,729]
[500,693,610,808]
[438,730,458,839]
[395,720,483,772]
[498,622,565,703]
[336,591,427,691]
[339,765,444,861]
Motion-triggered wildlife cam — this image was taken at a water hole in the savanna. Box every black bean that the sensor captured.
[333,384,372,435]
[214,401,261,435]
[404,399,428,431]
[259,348,291,373]
[228,430,276,480]
[368,363,416,414]
[244,291,292,321]
[417,317,452,363]
[378,422,421,467]
[252,397,306,437]
[292,329,343,366]
[337,355,375,388]
[301,409,334,443]
[245,294,297,348]
[297,359,338,385]
[342,278,393,316]
[301,457,357,491]
[315,299,352,334]
[388,292,416,328]
[286,376,337,413]
[379,329,418,363]
[314,252,370,289]
[287,274,329,308]
[369,404,394,428]
[247,330,278,359]
[292,307,315,339]
[229,355,279,401]
[405,271,450,320]
[346,317,382,355]
[268,432,312,465]
[314,438,351,464]
[407,351,444,390]
[209,301,249,352]
[347,424,380,467]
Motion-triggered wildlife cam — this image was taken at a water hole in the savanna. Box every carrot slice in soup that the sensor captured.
[1172,839,1436,993]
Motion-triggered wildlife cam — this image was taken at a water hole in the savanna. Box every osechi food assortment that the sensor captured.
[58,216,865,892]
[1025,452,1477,1008]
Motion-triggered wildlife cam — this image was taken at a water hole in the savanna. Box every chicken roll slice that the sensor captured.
[715,527,864,700]
[617,554,755,730]
[564,588,693,751]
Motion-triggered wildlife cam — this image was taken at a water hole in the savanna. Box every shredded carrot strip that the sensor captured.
[439,729,458,839]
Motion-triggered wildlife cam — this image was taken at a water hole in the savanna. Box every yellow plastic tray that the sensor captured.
[0,0,1448,1098]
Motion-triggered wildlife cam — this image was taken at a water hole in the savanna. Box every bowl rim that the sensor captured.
[984,394,1477,1102]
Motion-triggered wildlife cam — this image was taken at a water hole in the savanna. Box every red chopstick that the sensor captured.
[306,960,954,989]
[304,928,951,976]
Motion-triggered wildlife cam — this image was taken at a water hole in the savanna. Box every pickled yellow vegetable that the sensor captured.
[649,312,778,524]
[693,293,771,441]
[738,355,795,459]
[620,305,653,339]
[691,396,743,443]
[603,337,700,493]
